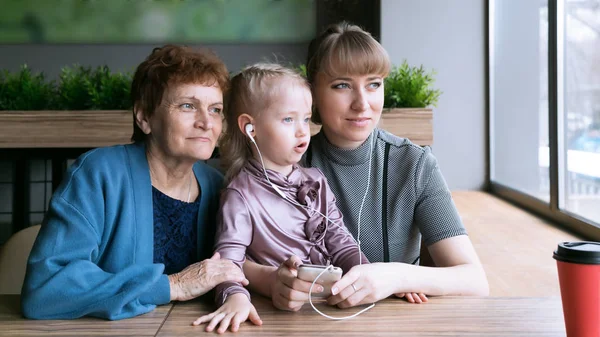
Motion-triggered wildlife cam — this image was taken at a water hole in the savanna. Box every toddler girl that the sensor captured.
[193,63,368,333]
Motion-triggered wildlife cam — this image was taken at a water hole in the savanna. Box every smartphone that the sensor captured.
[297,264,342,298]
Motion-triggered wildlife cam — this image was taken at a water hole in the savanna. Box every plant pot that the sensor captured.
[0,108,433,148]
[308,107,433,146]
[0,110,132,148]
[379,108,433,146]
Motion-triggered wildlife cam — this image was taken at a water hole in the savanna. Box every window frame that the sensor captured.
[487,0,600,241]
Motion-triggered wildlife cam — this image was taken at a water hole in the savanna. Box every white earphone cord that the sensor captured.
[248,129,376,320]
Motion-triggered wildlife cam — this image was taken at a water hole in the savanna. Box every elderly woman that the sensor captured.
[21,45,247,320]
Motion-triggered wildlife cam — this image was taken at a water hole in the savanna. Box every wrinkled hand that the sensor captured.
[394,292,428,304]
[270,256,323,311]
[169,252,249,302]
[327,263,399,308]
[192,293,262,333]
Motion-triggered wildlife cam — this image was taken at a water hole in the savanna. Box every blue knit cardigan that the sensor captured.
[21,142,223,320]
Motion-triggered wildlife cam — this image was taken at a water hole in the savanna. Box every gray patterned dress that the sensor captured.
[303,128,467,264]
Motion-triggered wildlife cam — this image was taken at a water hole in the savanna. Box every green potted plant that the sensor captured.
[0,64,133,148]
[380,60,441,146]
[0,62,439,148]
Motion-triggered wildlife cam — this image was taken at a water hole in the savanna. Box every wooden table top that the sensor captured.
[0,295,566,336]
[0,295,173,336]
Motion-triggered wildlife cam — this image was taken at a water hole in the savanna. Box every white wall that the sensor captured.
[381,0,487,190]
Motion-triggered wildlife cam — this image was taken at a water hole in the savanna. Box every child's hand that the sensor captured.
[192,293,262,333]
[394,292,428,303]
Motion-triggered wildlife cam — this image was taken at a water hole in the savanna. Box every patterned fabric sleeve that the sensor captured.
[414,148,468,247]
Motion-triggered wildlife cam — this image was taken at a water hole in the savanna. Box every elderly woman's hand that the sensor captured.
[168,252,248,302]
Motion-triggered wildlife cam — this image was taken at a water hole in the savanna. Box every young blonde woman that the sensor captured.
[243,22,489,311]
[193,64,369,333]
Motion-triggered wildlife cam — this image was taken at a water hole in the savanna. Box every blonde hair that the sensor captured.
[306,22,391,124]
[221,63,309,182]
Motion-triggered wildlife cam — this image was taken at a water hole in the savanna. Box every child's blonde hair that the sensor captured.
[221,63,310,182]
[306,21,391,124]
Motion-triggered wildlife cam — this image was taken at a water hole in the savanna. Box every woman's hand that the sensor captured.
[192,293,262,333]
[269,256,323,311]
[169,252,248,302]
[394,292,428,303]
[327,263,402,308]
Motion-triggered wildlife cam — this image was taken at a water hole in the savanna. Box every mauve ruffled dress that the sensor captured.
[214,159,368,304]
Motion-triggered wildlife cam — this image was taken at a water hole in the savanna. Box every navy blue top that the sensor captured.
[152,186,201,275]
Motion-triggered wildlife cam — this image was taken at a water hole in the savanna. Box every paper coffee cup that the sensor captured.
[553,241,600,337]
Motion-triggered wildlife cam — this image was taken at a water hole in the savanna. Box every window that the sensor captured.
[490,0,600,237]
[562,0,600,224]
[28,160,53,226]
[0,160,13,245]
[490,0,550,201]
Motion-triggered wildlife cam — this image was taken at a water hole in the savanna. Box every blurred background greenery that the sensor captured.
[0,0,316,43]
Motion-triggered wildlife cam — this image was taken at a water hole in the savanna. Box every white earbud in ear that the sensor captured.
[245,123,254,137]
[245,123,256,144]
